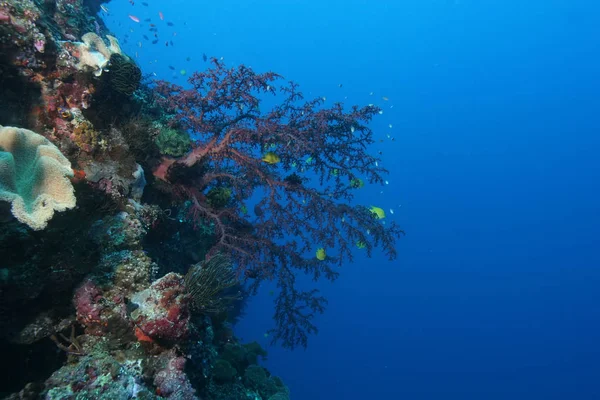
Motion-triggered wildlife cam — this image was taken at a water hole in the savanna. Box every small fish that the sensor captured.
[322,96,326,101]
[145,18,151,22]
[143,35,149,40]
[137,41,142,47]
[180,69,186,75]
[165,41,169,46]
[128,14,140,23]
[170,40,174,46]
[389,124,392,128]
[315,248,327,261]
[356,241,366,249]
[149,23,156,27]
[202,53,207,62]
[159,11,164,20]
[378,110,383,114]
[382,96,389,101]
[370,206,386,219]
[142,2,148,5]
[369,91,374,95]
[338,83,343,88]
[350,178,364,189]
[261,152,280,164]
[100,4,109,13]
[168,65,175,70]
[167,22,174,26]
[186,56,191,61]
[375,161,379,167]
[350,126,355,133]
[152,39,158,44]
[385,180,389,185]
[390,209,394,214]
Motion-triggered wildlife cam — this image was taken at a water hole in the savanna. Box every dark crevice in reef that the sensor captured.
[0,58,43,129]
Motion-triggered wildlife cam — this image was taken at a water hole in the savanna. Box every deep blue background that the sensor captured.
[104,0,600,398]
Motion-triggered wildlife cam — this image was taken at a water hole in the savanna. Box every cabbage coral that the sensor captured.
[0,125,76,230]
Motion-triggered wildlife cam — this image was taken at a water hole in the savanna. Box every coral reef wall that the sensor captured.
[0,1,288,399]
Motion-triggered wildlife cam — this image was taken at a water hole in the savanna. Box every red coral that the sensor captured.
[153,59,404,348]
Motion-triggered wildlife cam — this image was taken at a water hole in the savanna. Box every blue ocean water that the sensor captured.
[104,0,600,398]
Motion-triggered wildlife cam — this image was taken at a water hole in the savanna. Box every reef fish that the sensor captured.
[369,206,386,219]
[128,14,140,23]
[315,248,326,261]
[261,152,280,164]
[159,11,164,20]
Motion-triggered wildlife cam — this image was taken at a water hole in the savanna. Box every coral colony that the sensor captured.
[0,0,402,398]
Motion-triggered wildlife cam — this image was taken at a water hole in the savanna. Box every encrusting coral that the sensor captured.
[0,125,76,230]
[66,32,123,76]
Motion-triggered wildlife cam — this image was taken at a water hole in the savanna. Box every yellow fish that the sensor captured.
[262,152,280,164]
[370,206,386,219]
[315,247,326,261]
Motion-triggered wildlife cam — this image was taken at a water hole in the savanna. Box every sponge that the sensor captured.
[0,125,76,230]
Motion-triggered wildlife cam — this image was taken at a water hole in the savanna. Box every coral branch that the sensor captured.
[153,58,404,348]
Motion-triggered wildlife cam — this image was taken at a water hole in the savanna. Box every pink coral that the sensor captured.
[73,280,104,327]
[153,350,197,399]
[130,273,191,341]
[73,279,130,336]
